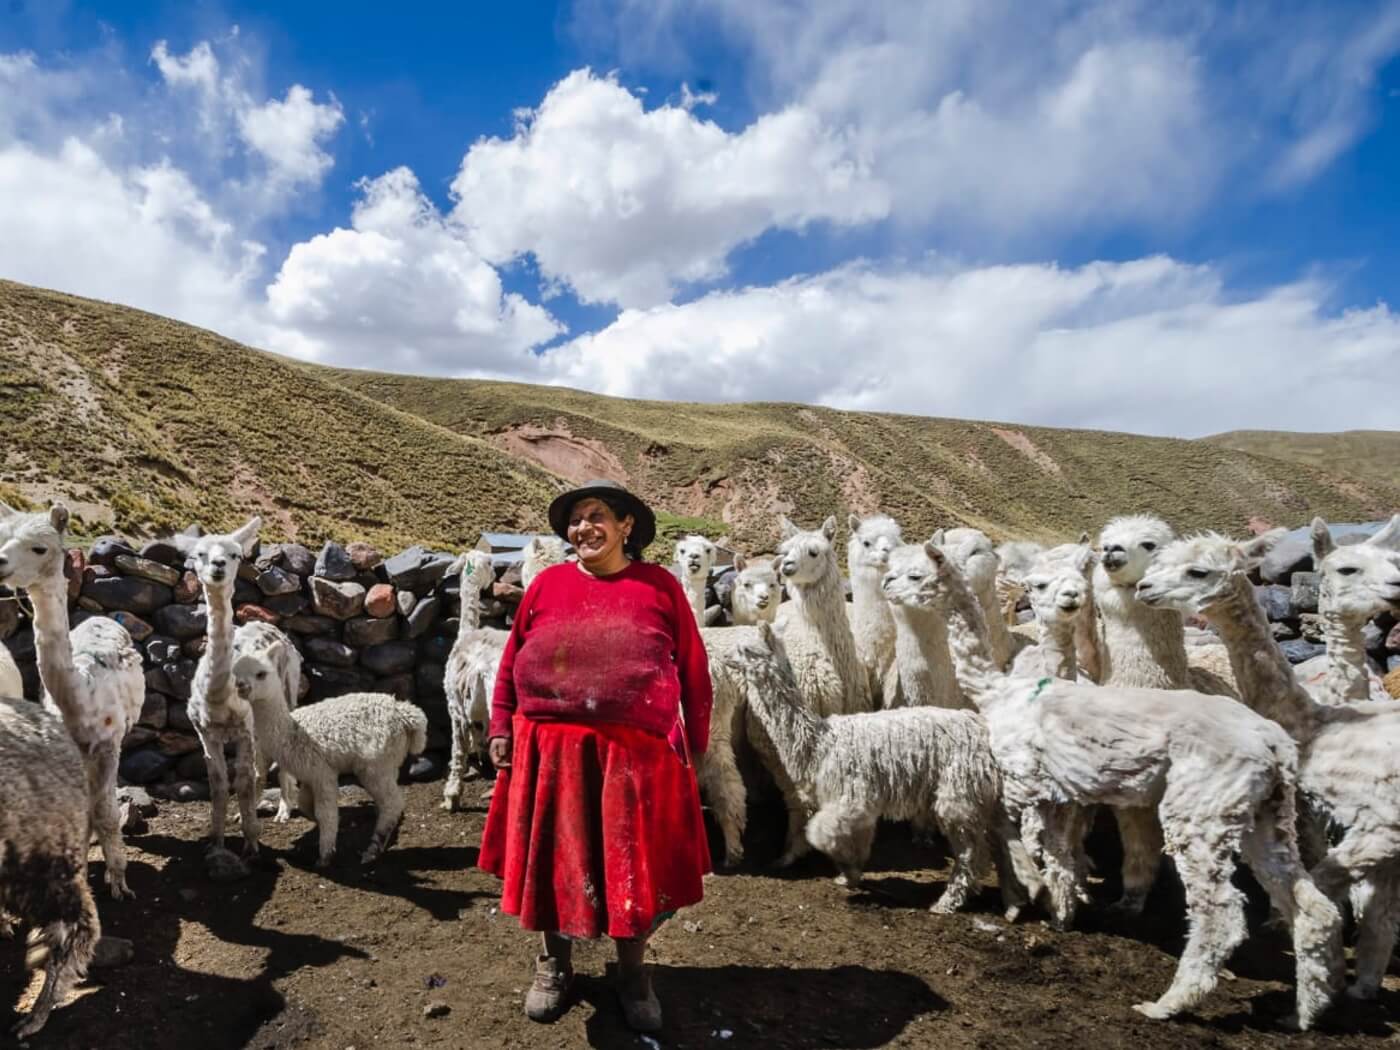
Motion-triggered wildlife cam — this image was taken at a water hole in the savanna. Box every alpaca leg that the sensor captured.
[1111,806,1163,916]
[442,707,469,812]
[87,744,131,900]
[993,811,1042,921]
[311,781,340,867]
[1349,870,1399,1001]
[275,767,297,822]
[1133,835,1247,1021]
[204,741,230,853]
[806,801,875,888]
[1063,804,1095,905]
[231,736,261,857]
[14,874,99,1038]
[1036,806,1082,931]
[698,744,747,867]
[361,773,406,864]
[934,822,988,915]
[776,800,814,868]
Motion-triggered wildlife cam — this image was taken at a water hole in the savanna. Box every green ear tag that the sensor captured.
[1030,677,1053,701]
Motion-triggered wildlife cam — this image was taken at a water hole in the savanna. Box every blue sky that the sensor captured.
[2,1,1398,436]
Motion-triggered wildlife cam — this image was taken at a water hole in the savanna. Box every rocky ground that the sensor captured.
[4,783,1397,1050]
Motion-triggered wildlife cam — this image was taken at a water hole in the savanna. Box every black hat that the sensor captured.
[547,479,657,552]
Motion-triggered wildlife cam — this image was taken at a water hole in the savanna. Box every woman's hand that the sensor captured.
[488,735,512,770]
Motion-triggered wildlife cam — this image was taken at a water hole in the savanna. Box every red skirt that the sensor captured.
[479,715,711,940]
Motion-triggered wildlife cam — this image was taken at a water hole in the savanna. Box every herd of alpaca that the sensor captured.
[1,496,1397,1036]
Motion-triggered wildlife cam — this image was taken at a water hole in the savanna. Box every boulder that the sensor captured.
[175,750,208,781]
[138,539,185,567]
[493,580,524,604]
[119,747,175,785]
[345,615,398,648]
[183,636,207,658]
[418,634,453,664]
[76,596,105,613]
[82,575,172,615]
[396,590,417,617]
[233,576,261,605]
[385,546,456,594]
[315,542,357,582]
[114,554,182,587]
[1260,534,1312,583]
[173,570,201,604]
[167,702,193,733]
[138,692,168,730]
[281,543,316,577]
[122,725,159,751]
[145,635,182,664]
[1271,620,1300,642]
[254,544,283,572]
[157,730,201,757]
[110,611,154,643]
[1279,639,1326,664]
[415,661,445,697]
[236,603,280,626]
[310,578,365,620]
[305,663,376,700]
[256,566,302,597]
[407,752,443,783]
[347,542,383,572]
[304,637,358,668]
[5,627,35,664]
[373,672,415,699]
[405,596,440,639]
[1363,621,1385,653]
[364,583,396,619]
[155,604,207,640]
[283,613,340,637]
[1253,584,1293,623]
[1297,615,1323,644]
[361,641,416,676]
[264,592,308,617]
[88,536,137,570]
[162,660,197,700]
[1288,572,1320,616]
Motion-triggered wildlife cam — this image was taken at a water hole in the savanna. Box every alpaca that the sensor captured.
[0,504,144,900]
[846,514,902,708]
[172,517,270,857]
[720,624,1040,918]
[995,540,1044,626]
[0,642,21,699]
[1139,529,1400,1000]
[675,534,717,624]
[766,515,872,865]
[728,554,779,626]
[441,540,565,811]
[233,648,428,866]
[885,544,967,710]
[0,696,100,1038]
[936,527,1020,669]
[1013,543,1102,682]
[237,621,302,822]
[890,540,1343,1027]
[1308,515,1400,705]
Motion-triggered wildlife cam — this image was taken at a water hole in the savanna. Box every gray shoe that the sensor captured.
[524,955,573,1023]
[618,969,662,1033]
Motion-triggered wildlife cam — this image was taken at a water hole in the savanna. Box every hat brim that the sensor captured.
[548,482,656,552]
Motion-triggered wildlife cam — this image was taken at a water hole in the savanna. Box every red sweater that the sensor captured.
[487,560,712,757]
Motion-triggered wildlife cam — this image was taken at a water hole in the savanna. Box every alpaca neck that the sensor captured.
[254,693,300,766]
[1320,606,1371,704]
[977,577,1013,668]
[682,576,705,624]
[27,572,80,724]
[1038,618,1079,681]
[890,602,963,707]
[1073,594,1102,683]
[201,581,237,704]
[1096,573,1191,689]
[790,560,867,709]
[850,565,893,634]
[937,575,1003,710]
[746,665,827,785]
[458,574,483,638]
[1208,576,1317,742]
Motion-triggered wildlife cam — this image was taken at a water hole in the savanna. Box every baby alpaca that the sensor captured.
[728,554,779,626]
[847,514,902,707]
[675,534,717,624]
[0,696,99,1038]
[237,621,302,823]
[235,652,427,865]
[1015,543,1102,682]
[723,624,1040,918]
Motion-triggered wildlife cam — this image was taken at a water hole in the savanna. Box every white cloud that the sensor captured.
[450,68,888,308]
[238,84,344,187]
[264,167,563,371]
[542,256,1400,437]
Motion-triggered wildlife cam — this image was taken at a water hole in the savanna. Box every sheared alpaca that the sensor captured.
[0,696,100,1037]
[1013,543,1102,682]
[0,643,21,699]
[0,504,144,899]
[1139,529,1400,1000]
[728,554,779,626]
[891,540,1343,1027]
[1309,515,1400,705]
[721,623,1040,918]
[936,527,1020,669]
[675,534,717,624]
[846,514,902,708]
[885,544,966,710]
[441,540,565,811]
[765,516,871,866]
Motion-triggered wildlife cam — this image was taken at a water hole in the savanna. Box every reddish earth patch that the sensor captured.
[990,428,1063,477]
[490,424,630,485]
[7,788,1396,1049]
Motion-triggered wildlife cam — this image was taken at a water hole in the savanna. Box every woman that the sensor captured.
[478,479,713,1033]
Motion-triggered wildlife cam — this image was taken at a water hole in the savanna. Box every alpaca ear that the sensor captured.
[821,516,837,540]
[0,501,17,521]
[1077,530,1090,546]
[923,540,947,566]
[448,553,468,577]
[733,554,747,572]
[1310,517,1335,563]
[230,516,262,556]
[929,528,945,547]
[171,532,199,555]
[779,516,798,540]
[1238,527,1287,565]
[1072,546,1096,574]
[770,554,784,575]
[1364,514,1400,553]
[49,503,70,536]
[847,513,861,533]
[528,536,544,555]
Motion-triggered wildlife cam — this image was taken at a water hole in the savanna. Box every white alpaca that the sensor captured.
[0,696,100,1038]
[766,516,872,865]
[1139,529,1400,1001]
[1308,515,1400,705]
[720,623,1041,918]
[0,642,21,699]
[728,554,779,626]
[237,621,302,822]
[995,540,1043,627]
[0,504,144,899]
[441,539,565,811]
[233,648,427,866]
[885,544,967,710]
[675,534,717,624]
[936,527,1020,669]
[846,514,902,708]
[891,540,1342,1028]
[1013,543,1102,682]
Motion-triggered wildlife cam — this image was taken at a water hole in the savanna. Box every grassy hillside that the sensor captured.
[3,278,1396,554]
[1204,430,1400,491]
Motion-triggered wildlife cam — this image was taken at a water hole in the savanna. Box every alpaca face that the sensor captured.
[232,651,283,704]
[522,536,566,588]
[177,517,261,589]
[847,514,901,575]
[776,517,838,586]
[675,535,717,584]
[1314,516,1400,621]
[881,543,942,609]
[1098,515,1177,585]
[0,505,68,590]
[734,560,780,618]
[456,550,495,593]
[1025,552,1093,629]
[1135,532,1276,615]
[938,528,997,594]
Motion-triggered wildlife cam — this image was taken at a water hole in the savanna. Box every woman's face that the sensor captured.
[567,497,633,567]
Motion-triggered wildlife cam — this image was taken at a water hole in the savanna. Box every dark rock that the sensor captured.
[234,576,261,605]
[713,568,737,609]
[423,1001,451,1020]
[264,592,308,617]
[119,746,175,784]
[493,579,524,603]
[315,542,357,582]
[175,750,208,780]
[418,634,453,664]
[284,613,340,637]
[122,725,159,750]
[281,543,316,577]
[1388,622,1400,652]
[415,661,445,697]
[0,593,17,641]
[157,730,201,756]
[305,663,375,700]
[347,542,383,572]
[167,702,193,733]
[110,610,154,642]
[345,615,398,648]
[183,636,207,658]
[4,627,35,662]
[311,578,365,620]
[407,753,443,782]
[88,536,137,569]
[385,546,456,594]
[1297,615,1324,644]
[145,635,182,664]
[237,558,260,583]
[205,846,250,883]
[144,666,173,695]
[418,694,450,730]
[116,785,158,817]
[361,640,416,676]
[1254,584,1293,623]
[396,590,417,617]
[436,616,459,639]
[139,539,185,567]
[162,660,197,700]
[374,673,415,700]
[1363,622,1385,653]
[254,543,284,572]
[236,603,280,626]
[114,553,182,587]
[1279,639,1326,664]
[256,566,302,597]
[1260,535,1311,583]
[155,603,207,640]
[91,936,135,969]
[304,637,358,668]
[1271,620,1300,642]
[76,596,105,613]
[138,693,168,730]
[173,570,201,603]
[405,596,440,639]
[1289,572,1321,616]
[365,583,396,619]
[82,575,172,615]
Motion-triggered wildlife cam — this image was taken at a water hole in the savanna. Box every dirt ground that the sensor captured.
[5,783,1397,1050]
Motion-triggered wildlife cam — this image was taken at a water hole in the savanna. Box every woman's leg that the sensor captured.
[615,936,662,1032]
[524,932,573,1022]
